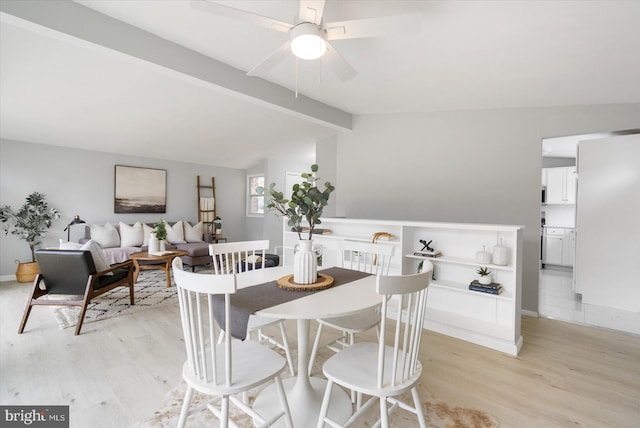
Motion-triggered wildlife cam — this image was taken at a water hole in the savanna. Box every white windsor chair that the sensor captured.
[209,240,295,376]
[316,262,433,428]
[172,258,293,428]
[309,240,395,376]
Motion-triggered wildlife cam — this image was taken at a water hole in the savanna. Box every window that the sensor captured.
[247,174,265,216]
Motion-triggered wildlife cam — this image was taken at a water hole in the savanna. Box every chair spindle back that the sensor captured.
[339,241,395,275]
[173,258,236,387]
[209,240,269,274]
[376,262,433,389]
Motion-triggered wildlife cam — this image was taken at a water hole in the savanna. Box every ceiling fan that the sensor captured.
[191,0,421,81]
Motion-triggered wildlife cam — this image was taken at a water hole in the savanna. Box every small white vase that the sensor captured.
[148,235,159,254]
[159,240,166,252]
[294,239,317,284]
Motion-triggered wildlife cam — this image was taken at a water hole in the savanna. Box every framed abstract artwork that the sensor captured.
[114,165,166,213]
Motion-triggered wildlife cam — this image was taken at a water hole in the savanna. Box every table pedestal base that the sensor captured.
[253,376,351,427]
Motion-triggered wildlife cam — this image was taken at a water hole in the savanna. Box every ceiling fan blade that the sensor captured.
[325,13,421,40]
[298,0,326,25]
[191,0,293,33]
[323,42,357,81]
[247,41,292,77]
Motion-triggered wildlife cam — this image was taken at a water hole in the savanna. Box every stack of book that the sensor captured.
[413,250,442,258]
[469,280,503,295]
[292,227,332,234]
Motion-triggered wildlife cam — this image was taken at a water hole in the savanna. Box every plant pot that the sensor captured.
[15,260,39,283]
[479,275,492,285]
[293,239,317,284]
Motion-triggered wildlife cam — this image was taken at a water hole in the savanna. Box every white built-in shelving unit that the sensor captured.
[282,217,524,355]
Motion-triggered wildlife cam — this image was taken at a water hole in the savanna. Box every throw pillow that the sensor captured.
[119,222,143,247]
[81,240,113,275]
[142,223,154,246]
[164,220,186,244]
[184,221,204,243]
[90,222,120,248]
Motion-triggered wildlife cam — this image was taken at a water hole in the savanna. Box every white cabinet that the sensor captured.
[544,167,577,204]
[564,229,575,267]
[542,227,574,267]
[543,234,563,265]
[282,218,523,356]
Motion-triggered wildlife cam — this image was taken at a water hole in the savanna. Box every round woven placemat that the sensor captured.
[276,274,334,291]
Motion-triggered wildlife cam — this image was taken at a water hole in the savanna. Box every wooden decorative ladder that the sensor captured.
[197,176,216,235]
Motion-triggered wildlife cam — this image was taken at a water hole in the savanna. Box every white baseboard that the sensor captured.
[0,274,17,283]
[521,309,539,318]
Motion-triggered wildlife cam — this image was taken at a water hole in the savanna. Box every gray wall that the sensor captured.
[0,139,246,279]
[264,157,310,256]
[323,103,640,313]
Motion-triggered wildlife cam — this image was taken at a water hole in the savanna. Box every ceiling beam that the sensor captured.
[0,0,352,131]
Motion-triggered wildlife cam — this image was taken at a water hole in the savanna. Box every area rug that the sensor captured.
[50,269,181,329]
[135,354,499,428]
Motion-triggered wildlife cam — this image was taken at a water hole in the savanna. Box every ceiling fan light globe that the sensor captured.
[291,34,327,60]
[290,22,327,60]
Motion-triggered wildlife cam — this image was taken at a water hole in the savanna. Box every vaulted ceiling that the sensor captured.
[1,1,639,169]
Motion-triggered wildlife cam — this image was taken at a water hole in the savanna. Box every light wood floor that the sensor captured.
[1,279,638,427]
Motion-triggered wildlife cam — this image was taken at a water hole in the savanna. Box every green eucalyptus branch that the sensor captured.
[265,164,335,240]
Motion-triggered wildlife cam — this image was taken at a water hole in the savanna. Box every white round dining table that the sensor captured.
[235,266,382,427]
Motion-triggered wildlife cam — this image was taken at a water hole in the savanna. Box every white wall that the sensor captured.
[575,134,640,311]
[0,139,246,278]
[324,103,640,313]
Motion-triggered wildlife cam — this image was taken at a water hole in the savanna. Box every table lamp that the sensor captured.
[64,215,86,241]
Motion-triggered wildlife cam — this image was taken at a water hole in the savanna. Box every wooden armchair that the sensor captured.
[18,249,134,335]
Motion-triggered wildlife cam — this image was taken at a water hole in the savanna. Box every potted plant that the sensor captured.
[477,267,492,285]
[265,164,335,284]
[0,192,61,282]
[150,220,167,253]
[213,216,222,236]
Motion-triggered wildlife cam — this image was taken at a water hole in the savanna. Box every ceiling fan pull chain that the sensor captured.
[295,57,299,98]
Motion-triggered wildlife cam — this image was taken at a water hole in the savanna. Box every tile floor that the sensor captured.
[538,266,639,335]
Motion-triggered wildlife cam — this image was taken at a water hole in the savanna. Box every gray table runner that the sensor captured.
[213,267,371,340]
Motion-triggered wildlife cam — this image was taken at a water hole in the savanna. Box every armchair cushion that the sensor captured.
[95,267,131,289]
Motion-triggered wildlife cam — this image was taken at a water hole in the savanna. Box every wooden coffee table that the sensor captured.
[129,250,189,288]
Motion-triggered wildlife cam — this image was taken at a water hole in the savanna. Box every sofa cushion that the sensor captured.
[140,243,177,252]
[164,220,186,244]
[177,242,210,257]
[184,221,204,243]
[119,221,143,247]
[90,222,120,248]
[142,224,154,246]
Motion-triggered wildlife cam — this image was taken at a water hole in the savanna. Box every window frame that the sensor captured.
[246,173,265,217]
